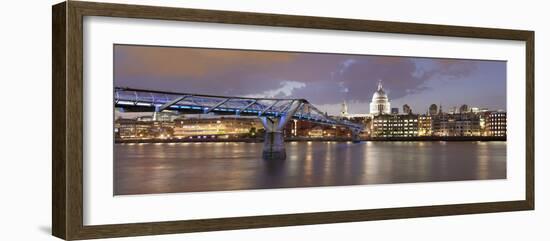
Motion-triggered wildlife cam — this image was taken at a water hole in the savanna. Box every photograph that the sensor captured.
[113,44,507,195]
[42,1,538,240]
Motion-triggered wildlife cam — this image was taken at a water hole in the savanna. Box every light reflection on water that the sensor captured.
[114,141,506,195]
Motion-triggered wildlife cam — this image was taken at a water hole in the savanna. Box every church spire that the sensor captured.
[377,80,383,91]
[341,100,348,117]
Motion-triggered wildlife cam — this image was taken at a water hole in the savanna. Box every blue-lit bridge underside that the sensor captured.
[114,87,363,160]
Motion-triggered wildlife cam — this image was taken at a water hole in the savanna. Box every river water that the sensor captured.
[114,141,506,195]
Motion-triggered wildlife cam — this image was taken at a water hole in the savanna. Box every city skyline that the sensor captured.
[113,44,507,195]
[114,44,506,116]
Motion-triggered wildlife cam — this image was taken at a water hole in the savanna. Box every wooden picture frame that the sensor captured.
[52,1,534,240]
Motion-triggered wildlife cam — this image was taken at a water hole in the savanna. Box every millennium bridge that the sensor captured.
[114,87,364,160]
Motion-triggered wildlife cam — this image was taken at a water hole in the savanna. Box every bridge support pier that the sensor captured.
[259,101,302,161]
[262,131,286,160]
[352,129,361,143]
[260,117,288,161]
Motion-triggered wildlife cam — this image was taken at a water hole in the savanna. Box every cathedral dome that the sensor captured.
[372,87,388,102]
[370,80,391,114]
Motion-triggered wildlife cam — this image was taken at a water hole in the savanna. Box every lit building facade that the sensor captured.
[418,115,432,136]
[432,113,481,136]
[115,119,153,139]
[285,119,351,138]
[307,126,341,138]
[115,118,175,139]
[371,114,418,137]
[487,111,507,136]
[173,117,262,138]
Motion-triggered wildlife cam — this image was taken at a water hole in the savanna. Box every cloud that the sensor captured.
[339,59,357,75]
[338,82,349,93]
[246,81,306,98]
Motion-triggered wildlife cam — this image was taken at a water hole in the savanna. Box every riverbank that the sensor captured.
[115,136,506,144]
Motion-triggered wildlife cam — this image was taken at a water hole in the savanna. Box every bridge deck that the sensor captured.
[114,87,364,131]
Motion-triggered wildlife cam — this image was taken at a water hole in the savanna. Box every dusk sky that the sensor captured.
[114,44,506,115]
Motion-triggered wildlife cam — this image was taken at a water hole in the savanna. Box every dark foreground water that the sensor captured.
[114,141,506,195]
